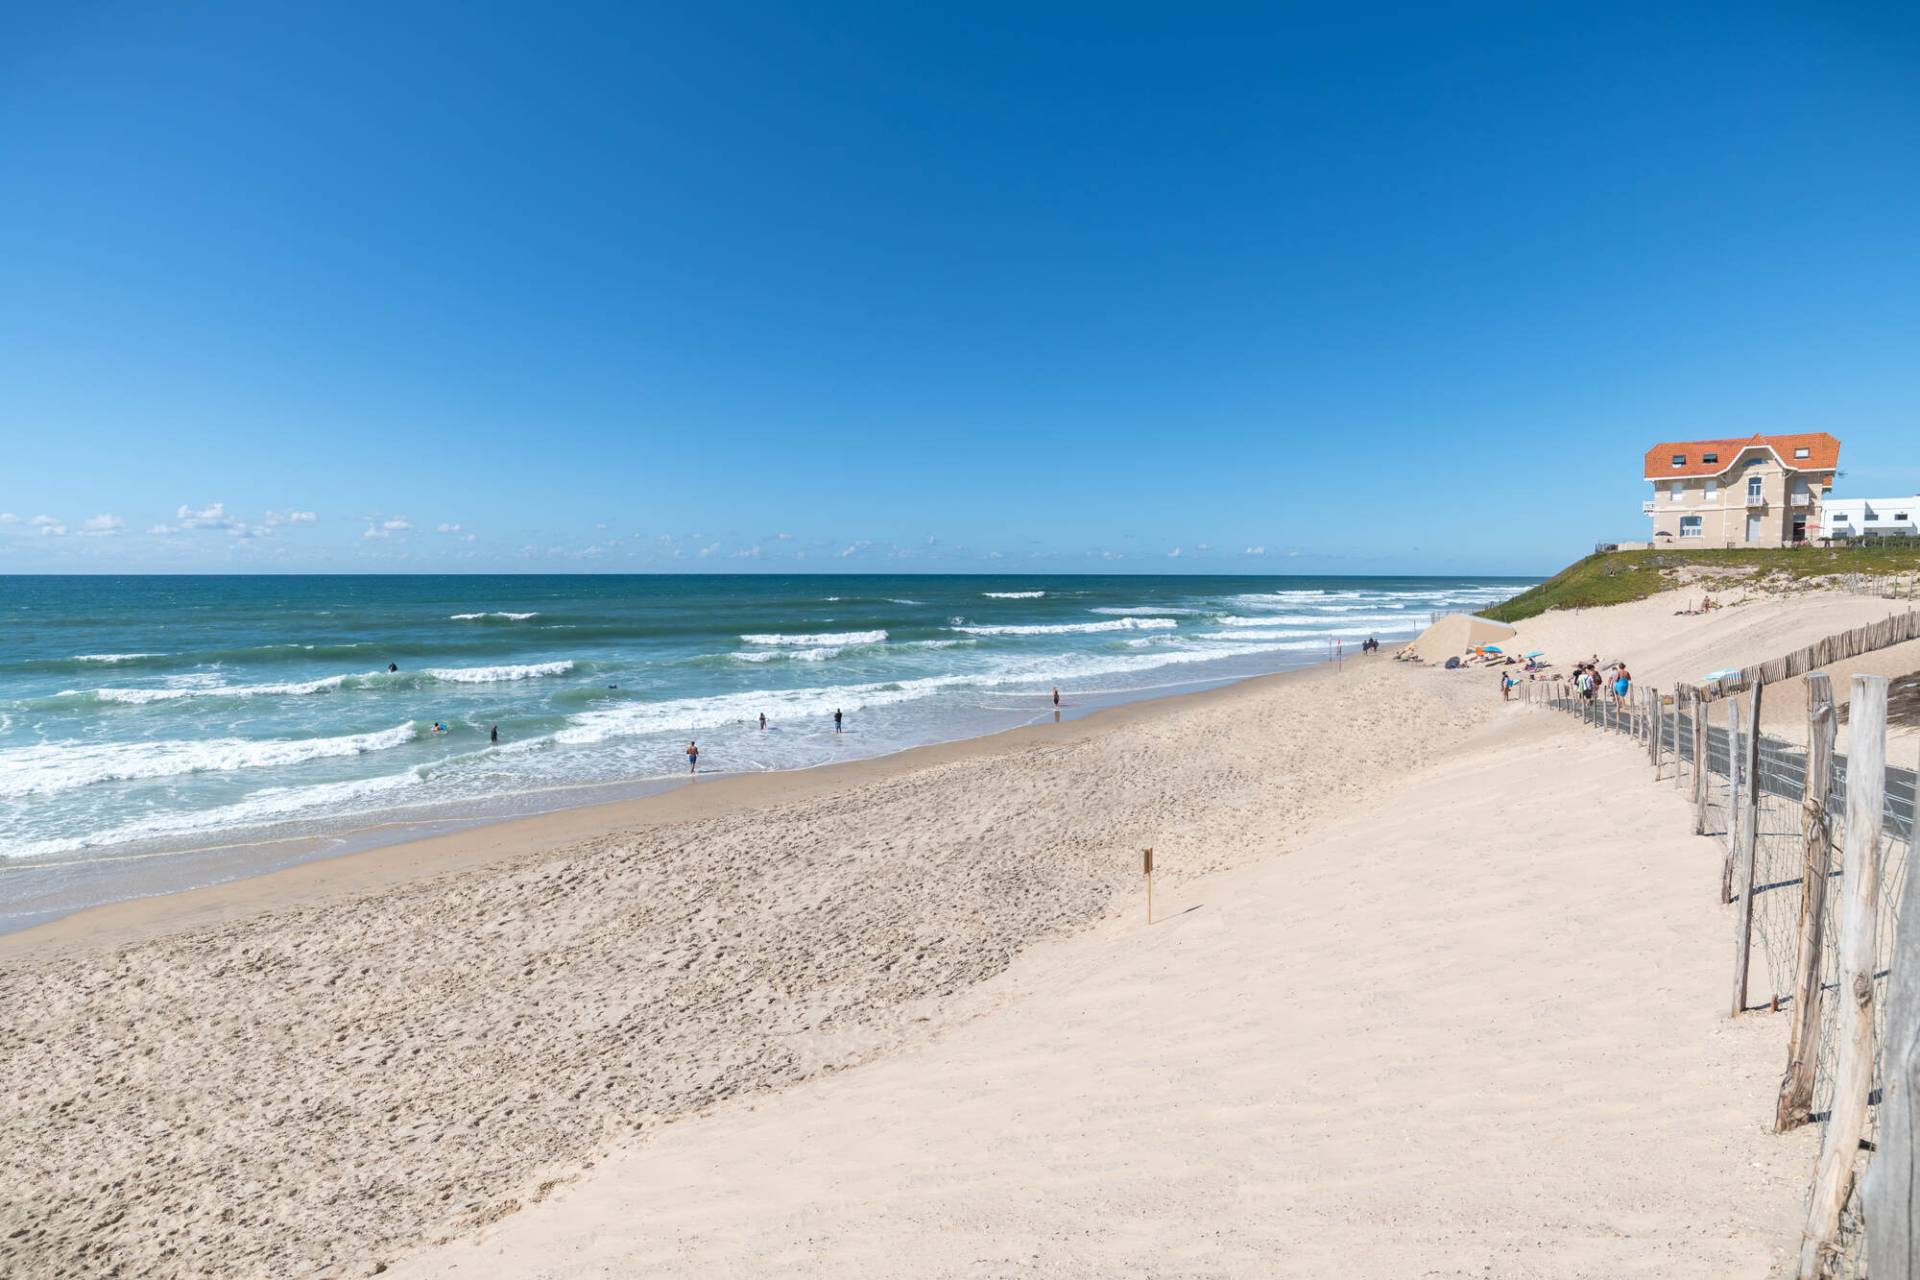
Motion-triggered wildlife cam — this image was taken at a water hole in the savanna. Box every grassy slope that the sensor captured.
[1482,544,1920,624]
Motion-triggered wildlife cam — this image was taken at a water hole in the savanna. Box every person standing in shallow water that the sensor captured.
[758,712,766,731]
[1052,687,1060,708]
[489,725,499,744]
[833,708,843,733]
[686,741,699,773]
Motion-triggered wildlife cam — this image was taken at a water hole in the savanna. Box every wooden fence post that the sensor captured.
[1865,731,1920,1277]
[1732,681,1763,1016]
[1798,675,1890,1279]
[1778,673,1836,1130]
[1672,692,1683,791]
[1724,697,1742,905]
[1693,690,1710,835]
[1649,687,1662,774]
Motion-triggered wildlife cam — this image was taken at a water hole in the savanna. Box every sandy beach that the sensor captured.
[4,587,1909,1277]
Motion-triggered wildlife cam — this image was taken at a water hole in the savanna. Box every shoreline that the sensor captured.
[0,655,1359,960]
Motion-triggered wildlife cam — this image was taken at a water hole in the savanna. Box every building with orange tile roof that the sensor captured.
[1642,433,1839,547]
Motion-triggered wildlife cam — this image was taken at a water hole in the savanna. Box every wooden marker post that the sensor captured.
[1800,675,1890,1279]
[1776,671,1834,1131]
[1144,848,1153,924]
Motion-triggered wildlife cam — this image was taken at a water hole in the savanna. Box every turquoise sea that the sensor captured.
[0,574,1532,929]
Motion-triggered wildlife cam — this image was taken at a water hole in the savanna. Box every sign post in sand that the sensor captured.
[1144,848,1153,924]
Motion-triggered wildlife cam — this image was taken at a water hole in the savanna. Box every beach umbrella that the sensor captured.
[1524,650,1544,658]
[1481,645,1503,654]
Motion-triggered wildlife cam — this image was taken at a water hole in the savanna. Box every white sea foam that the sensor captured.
[72,653,167,664]
[0,722,420,799]
[951,618,1178,636]
[739,630,887,646]
[729,646,846,664]
[422,661,574,683]
[78,674,362,703]
[1211,613,1410,627]
[449,611,540,621]
[1089,606,1203,616]
[982,590,1045,599]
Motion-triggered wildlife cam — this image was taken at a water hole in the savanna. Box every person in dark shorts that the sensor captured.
[833,708,843,733]
[686,741,699,773]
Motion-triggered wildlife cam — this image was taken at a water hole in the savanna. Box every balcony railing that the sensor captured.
[1746,493,1767,507]
[1790,493,1811,507]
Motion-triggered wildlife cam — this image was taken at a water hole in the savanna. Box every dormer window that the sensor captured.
[1671,454,1686,467]
[1702,452,1719,464]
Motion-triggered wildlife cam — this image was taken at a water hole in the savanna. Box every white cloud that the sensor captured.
[1196,543,1213,552]
[362,516,414,540]
[987,550,1003,560]
[731,546,762,559]
[148,524,180,536]
[79,514,125,536]
[383,517,412,531]
[1167,546,1183,558]
[697,543,720,558]
[1243,546,1266,556]
[0,513,17,524]
[264,509,316,526]
[176,502,241,531]
[32,515,67,536]
[594,522,607,531]
[775,532,794,540]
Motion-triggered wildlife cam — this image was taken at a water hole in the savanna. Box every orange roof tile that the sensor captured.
[1643,432,1839,480]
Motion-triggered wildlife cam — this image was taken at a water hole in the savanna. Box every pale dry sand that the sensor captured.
[0,657,1491,1278]
[393,708,1816,1280]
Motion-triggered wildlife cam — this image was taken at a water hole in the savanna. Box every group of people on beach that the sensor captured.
[685,707,847,773]
[1571,657,1632,705]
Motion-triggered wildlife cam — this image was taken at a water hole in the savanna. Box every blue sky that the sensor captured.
[2,2,1917,575]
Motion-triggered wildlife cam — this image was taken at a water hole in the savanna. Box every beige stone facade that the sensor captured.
[1643,434,1839,549]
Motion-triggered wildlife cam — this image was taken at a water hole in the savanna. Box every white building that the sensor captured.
[1823,496,1920,539]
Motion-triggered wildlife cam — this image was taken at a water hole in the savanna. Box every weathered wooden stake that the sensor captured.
[1723,697,1742,905]
[1798,675,1890,1279]
[1866,727,1920,1275]
[1778,672,1836,1131]
[1649,687,1662,774]
[1692,690,1710,835]
[1144,847,1153,925]
[1732,680,1763,1016]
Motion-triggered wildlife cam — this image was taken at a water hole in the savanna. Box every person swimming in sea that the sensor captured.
[432,721,448,735]
[388,663,398,673]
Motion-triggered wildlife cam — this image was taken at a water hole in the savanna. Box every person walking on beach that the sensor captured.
[686,740,699,773]
[1500,672,1514,702]
[833,708,843,734]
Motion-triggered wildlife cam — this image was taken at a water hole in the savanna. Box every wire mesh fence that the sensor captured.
[1527,676,1918,1278]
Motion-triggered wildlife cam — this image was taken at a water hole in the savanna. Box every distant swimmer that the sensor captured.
[1052,687,1060,707]
[686,740,699,774]
[389,663,398,673]
[432,721,448,735]
[490,725,499,744]
[758,712,767,731]
[833,708,843,734]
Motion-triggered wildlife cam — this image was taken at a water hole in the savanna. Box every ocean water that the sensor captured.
[0,574,1531,928]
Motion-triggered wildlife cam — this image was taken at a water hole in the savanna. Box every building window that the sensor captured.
[1680,516,1702,538]
[1898,513,1911,522]
[1670,484,1683,502]
[1702,452,1719,463]
[1748,475,1763,500]
[1795,447,1811,458]
[1704,479,1718,499]
[1671,454,1686,466]
[1866,513,1880,522]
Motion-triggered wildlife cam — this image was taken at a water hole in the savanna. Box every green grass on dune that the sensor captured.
[1481,543,1920,624]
